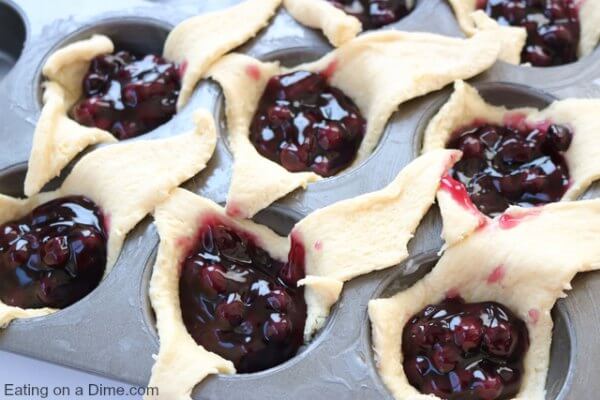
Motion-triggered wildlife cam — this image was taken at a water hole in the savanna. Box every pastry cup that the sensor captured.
[369,199,600,400]
[422,80,600,247]
[293,149,461,339]
[447,0,600,65]
[147,189,290,399]
[0,110,216,327]
[26,0,280,196]
[208,29,501,218]
[147,149,460,397]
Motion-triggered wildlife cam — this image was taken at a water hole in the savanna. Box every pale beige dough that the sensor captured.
[147,188,290,400]
[579,0,600,56]
[448,0,600,63]
[446,2,526,64]
[448,0,480,35]
[283,0,362,46]
[146,149,460,395]
[27,0,279,196]
[165,0,281,109]
[369,199,600,400]
[0,110,217,328]
[207,53,320,219]
[293,149,461,338]
[469,10,526,64]
[423,80,600,247]
[208,30,500,218]
[26,35,117,197]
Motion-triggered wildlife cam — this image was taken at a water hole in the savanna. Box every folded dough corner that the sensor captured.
[208,30,501,218]
[0,109,216,328]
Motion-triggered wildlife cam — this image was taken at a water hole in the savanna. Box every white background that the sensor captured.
[0,351,140,400]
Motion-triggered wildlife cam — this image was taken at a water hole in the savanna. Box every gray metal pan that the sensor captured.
[0,1,598,398]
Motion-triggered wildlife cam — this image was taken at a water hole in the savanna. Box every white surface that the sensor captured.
[0,351,141,400]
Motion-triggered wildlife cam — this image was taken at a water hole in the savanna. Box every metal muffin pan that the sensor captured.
[0,0,599,398]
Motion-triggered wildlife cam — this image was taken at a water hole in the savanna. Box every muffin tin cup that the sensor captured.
[0,0,26,81]
[368,252,598,400]
[1,1,599,399]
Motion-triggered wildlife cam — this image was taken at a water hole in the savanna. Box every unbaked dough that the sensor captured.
[579,0,600,57]
[283,0,362,47]
[146,149,459,396]
[147,188,290,400]
[164,0,282,109]
[447,4,526,64]
[27,0,279,197]
[469,10,526,64]
[207,53,320,219]
[0,110,217,327]
[369,198,600,400]
[448,0,600,63]
[422,80,600,247]
[26,35,117,197]
[293,149,461,339]
[208,30,500,218]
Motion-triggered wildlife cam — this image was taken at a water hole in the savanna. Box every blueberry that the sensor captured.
[432,343,461,373]
[402,297,528,399]
[215,299,245,326]
[471,373,504,400]
[484,322,519,357]
[453,316,483,352]
[263,314,292,342]
[249,71,365,177]
[198,264,228,296]
[0,196,107,309]
[179,222,306,373]
[265,288,291,312]
[546,124,573,152]
[483,0,581,66]
[72,51,181,140]
[327,0,412,29]
[448,121,570,216]
[41,236,70,267]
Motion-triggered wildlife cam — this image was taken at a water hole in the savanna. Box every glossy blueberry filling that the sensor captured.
[249,70,366,177]
[0,196,108,309]
[478,0,580,67]
[403,297,529,400]
[71,50,180,140]
[327,0,414,29]
[448,122,571,216]
[179,219,306,373]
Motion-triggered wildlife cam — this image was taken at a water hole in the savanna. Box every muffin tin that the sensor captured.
[0,0,599,398]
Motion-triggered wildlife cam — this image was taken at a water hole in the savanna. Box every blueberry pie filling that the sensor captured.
[249,70,366,177]
[448,121,572,216]
[71,50,181,140]
[179,219,306,372]
[477,0,580,66]
[0,196,108,309]
[403,297,529,400]
[326,0,414,29]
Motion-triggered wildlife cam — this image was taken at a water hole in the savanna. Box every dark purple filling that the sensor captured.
[179,219,307,373]
[249,70,366,177]
[403,297,529,400]
[448,122,571,216]
[71,50,180,140]
[478,0,580,67]
[0,196,107,309]
[326,0,414,29]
